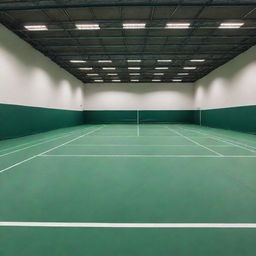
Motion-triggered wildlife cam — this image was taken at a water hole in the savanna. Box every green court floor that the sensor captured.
[0,124,256,256]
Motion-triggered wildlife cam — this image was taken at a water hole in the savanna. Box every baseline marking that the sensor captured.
[0,126,104,174]
[0,222,256,228]
[40,154,256,158]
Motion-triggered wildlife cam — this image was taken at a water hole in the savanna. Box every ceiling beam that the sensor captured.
[1,1,256,11]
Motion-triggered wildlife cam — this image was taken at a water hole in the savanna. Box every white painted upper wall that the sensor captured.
[84,83,195,110]
[0,24,85,111]
[194,45,256,110]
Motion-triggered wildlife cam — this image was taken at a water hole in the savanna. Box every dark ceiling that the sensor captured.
[1,0,256,83]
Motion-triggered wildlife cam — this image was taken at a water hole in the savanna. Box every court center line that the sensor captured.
[165,126,223,156]
[0,126,104,174]
[0,221,256,228]
[66,144,233,147]
[179,127,256,153]
[40,154,256,158]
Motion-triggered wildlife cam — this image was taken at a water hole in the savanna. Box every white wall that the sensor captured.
[194,46,256,110]
[84,83,195,110]
[0,24,85,111]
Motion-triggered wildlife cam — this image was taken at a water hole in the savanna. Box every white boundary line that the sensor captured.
[165,126,223,156]
[40,154,256,158]
[0,221,256,228]
[180,127,256,153]
[0,126,104,174]
[66,144,233,147]
[0,132,80,158]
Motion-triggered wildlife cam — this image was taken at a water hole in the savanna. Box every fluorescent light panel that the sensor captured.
[129,73,140,75]
[157,60,172,62]
[79,67,93,70]
[70,60,86,63]
[24,25,48,31]
[98,60,112,63]
[131,80,139,82]
[94,80,104,82]
[172,79,182,82]
[87,73,99,76]
[128,67,141,70]
[154,73,164,75]
[183,67,196,70]
[219,22,244,29]
[178,73,189,75]
[165,23,190,29]
[127,60,141,62]
[123,23,146,29]
[112,79,121,82]
[107,73,118,75]
[76,23,100,30]
[152,79,161,82]
[155,67,168,70]
[102,67,116,70]
[190,59,205,62]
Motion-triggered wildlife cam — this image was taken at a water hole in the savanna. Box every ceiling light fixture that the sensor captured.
[155,67,168,70]
[152,79,161,82]
[172,79,182,82]
[107,73,118,75]
[219,22,244,29]
[129,73,140,75]
[98,60,112,63]
[128,67,141,70]
[70,60,86,63]
[102,67,116,70]
[190,59,205,62]
[123,23,146,29]
[24,25,48,31]
[87,73,99,76]
[76,23,100,30]
[154,73,164,75]
[183,67,196,70]
[94,80,104,82]
[157,60,172,62]
[177,73,189,75]
[131,80,139,82]
[79,67,93,70]
[112,79,121,82]
[165,23,190,29]
[127,60,141,62]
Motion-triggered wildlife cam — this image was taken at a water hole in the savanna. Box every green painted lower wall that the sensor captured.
[0,103,84,139]
[195,105,256,133]
[84,110,195,124]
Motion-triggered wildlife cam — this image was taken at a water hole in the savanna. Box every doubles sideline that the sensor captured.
[1,221,256,228]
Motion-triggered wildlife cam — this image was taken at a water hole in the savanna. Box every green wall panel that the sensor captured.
[139,110,195,123]
[195,105,256,134]
[84,110,195,124]
[0,103,84,139]
[84,111,137,124]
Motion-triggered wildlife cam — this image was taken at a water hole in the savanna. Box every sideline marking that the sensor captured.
[166,127,223,156]
[0,126,104,174]
[0,222,256,228]
[180,127,256,153]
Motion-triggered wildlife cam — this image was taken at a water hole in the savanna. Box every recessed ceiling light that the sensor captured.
[129,73,140,75]
[70,60,86,63]
[123,23,146,29]
[107,73,118,76]
[112,79,121,82]
[128,67,141,70]
[183,67,196,70]
[131,80,139,82]
[102,67,116,70]
[87,73,99,76]
[219,22,244,29]
[152,79,161,82]
[154,73,164,75]
[76,23,100,30]
[157,60,172,62]
[177,73,189,75]
[165,23,190,29]
[127,60,141,62]
[79,67,93,70]
[172,79,182,82]
[24,25,48,31]
[155,67,168,70]
[98,60,112,63]
[94,80,104,82]
[190,59,205,62]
